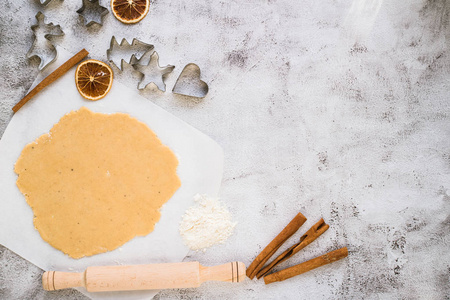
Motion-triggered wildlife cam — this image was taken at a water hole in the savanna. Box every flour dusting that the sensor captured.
[179,194,236,251]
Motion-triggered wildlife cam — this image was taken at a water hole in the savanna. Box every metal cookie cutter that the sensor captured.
[107,36,154,71]
[37,0,60,6]
[77,0,108,27]
[27,12,64,70]
[172,63,209,98]
[132,51,175,92]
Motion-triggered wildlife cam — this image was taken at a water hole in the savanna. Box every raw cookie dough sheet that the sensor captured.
[0,48,224,300]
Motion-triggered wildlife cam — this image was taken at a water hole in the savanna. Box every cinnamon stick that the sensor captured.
[246,212,307,279]
[12,48,89,113]
[256,218,329,278]
[264,247,348,284]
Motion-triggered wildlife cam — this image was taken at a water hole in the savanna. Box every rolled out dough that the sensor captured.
[14,107,181,259]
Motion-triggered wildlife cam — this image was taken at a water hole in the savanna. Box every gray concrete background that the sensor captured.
[1,0,449,299]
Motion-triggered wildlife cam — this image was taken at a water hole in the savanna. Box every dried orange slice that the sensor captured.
[111,0,150,24]
[75,59,113,101]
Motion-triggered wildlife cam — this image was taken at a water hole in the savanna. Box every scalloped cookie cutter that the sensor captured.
[172,64,209,98]
[27,12,64,70]
[77,0,109,27]
[107,36,154,71]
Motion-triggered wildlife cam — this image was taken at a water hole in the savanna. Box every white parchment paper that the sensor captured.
[0,48,223,300]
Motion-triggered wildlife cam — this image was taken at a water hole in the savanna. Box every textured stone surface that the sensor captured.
[1,0,449,299]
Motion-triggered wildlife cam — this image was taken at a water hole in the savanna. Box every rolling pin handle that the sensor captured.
[42,271,85,291]
[199,262,246,283]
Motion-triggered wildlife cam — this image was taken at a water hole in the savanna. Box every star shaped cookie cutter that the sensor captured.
[77,0,109,27]
[132,51,175,92]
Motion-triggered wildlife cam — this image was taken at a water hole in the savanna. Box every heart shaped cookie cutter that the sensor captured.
[172,63,209,98]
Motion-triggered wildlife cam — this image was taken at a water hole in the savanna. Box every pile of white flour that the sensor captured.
[179,194,236,251]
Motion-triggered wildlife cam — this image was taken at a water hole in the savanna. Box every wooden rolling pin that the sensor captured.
[42,261,245,292]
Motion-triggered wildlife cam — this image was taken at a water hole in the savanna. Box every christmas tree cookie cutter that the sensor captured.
[106,36,154,71]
